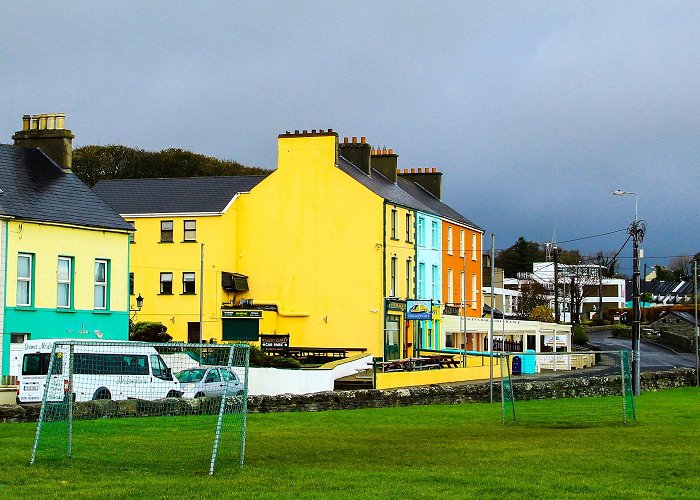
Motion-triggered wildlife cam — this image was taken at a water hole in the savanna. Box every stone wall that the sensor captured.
[1,368,695,423]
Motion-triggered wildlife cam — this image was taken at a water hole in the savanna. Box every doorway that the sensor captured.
[187,322,201,344]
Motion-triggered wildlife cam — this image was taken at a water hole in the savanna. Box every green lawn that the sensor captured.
[1,387,699,499]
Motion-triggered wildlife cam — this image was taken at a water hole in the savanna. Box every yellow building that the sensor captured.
[93,176,266,342]
[2,114,132,377]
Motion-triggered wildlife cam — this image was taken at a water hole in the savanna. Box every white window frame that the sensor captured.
[447,269,453,305]
[472,233,477,261]
[460,271,465,308]
[447,226,453,255]
[405,258,412,298]
[94,259,108,310]
[17,253,32,307]
[160,272,173,294]
[418,263,426,299]
[161,220,174,242]
[471,273,478,309]
[183,220,196,242]
[431,265,439,300]
[431,221,439,249]
[57,256,72,309]
[390,209,397,239]
[183,272,196,294]
[390,256,397,297]
[460,230,465,258]
[405,212,412,242]
[417,217,424,247]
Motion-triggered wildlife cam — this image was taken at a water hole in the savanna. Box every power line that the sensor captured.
[557,228,628,244]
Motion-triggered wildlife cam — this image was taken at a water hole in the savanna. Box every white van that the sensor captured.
[17,339,182,403]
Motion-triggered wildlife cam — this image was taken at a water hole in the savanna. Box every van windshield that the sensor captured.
[22,353,63,376]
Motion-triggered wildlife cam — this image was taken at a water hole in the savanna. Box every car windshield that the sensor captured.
[175,369,206,383]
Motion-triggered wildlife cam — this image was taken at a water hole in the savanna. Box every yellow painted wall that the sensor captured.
[236,133,386,355]
[6,221,129,311]
[375,356,504,389]
[127,212,239,341]
[384,204,415,300]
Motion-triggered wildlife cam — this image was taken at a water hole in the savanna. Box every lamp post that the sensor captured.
[612,189,645,395]
[130,293,144,323]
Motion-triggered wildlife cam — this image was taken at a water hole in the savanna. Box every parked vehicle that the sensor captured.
[175,366,244,399]
[17,339,182,403]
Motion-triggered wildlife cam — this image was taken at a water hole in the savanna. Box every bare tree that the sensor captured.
[669,255,693,280]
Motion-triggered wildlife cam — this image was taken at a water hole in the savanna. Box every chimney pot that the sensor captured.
[328,128,333,133]
[31,115,40,130]
[352,136,357,144]
[343,137,349,144]
[39,114,48,130]
[22,115,31,131]
[55,113,65,129]
[411,168,416,173]
[294,129,300,134]
[432,167,437,173]
[389,149,394,154]
[47,113,56,130]
[303,130,308,134]
[312,129,316,133]
[360,136,366,144]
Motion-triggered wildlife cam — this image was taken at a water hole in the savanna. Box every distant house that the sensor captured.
[648,310,698,352]
[1,114,132,378]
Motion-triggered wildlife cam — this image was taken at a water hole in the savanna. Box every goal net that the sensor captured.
[501,350,635,426]
[26,341,249,475]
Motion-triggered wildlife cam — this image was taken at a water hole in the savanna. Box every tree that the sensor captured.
[592,251,619,278]
[72,145,271,187]
[495,237,545,278]
[529,305,554,323]
[129,321,172,342]
[516,281,550,319]
[567,265,601,324]
[654,265,675,281]
[669,256,693,280]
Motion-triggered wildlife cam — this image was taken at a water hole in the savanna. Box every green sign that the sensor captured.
[386,300,406,312]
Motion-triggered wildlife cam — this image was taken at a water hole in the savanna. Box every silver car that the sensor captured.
[175,366,244,399]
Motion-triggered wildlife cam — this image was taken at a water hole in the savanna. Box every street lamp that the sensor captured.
[130,293,144,322]
[612,189,645,395]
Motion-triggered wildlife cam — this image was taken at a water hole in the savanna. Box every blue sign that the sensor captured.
[406,300,433,320]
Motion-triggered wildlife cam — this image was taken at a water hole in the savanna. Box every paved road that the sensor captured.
[587,330,697,372]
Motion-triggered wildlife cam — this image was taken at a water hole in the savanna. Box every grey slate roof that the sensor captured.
[0,144,133,231]
[337,156,483,232]
[92,176,267,215]
[656,310,696,325]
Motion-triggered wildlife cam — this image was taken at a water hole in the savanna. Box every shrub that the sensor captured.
[572,324,589,345]
[248,344,301,369]
[528,305,554,323]
[129,322,172,342]
[590,318,606,326]
[611,323,631,338]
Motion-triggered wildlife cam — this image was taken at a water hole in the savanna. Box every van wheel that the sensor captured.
[93,388,111,400]
[194,392,205,399]
[166,390,180,398]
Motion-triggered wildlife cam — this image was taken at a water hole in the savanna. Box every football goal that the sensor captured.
[25,340,249,475]
[500,350,635,426]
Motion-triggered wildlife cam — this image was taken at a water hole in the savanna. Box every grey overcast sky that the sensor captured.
[2,1,699,272]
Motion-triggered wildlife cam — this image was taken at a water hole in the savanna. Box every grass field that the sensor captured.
[1,387,699,499]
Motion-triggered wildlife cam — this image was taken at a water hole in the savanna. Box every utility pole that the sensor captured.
[597,256,603,323]
[553,245,560,323]
[489,234,495,403]
[629,220,646,395]
[694,260,698,387]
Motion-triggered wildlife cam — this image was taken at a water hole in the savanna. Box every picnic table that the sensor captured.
[373,355,461,372]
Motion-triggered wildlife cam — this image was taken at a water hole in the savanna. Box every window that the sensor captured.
[17,253,33,306]
[447,269,453,305]
[471,273,477,308]
[390,257,397,297]
[406,259,412,298]
[127,221,135,243]
[183,272,196,294]
[405,213,412,242]
[431,265,439,300]
[160,272,173,294]
[447,226,453,255]
[129,273,134,295]
[418,263,426,299]
[184,220,196,242]
[161,220,173,242]
[460,271,465,307]
[445,333,456,348]
[205,369,221,383]
[460,230,465,258]
[390,209,398,239]
[431,221,439,249]
[472,233,477,260]
[417,217,425,247]
[150,355,172,380]
[57,257,72,308]
[94,260,109,310]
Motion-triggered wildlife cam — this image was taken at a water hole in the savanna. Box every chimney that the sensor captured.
[12,113,75,172]
[398,167,443,199]
[371,147,398,182]
[339,136,371,175]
